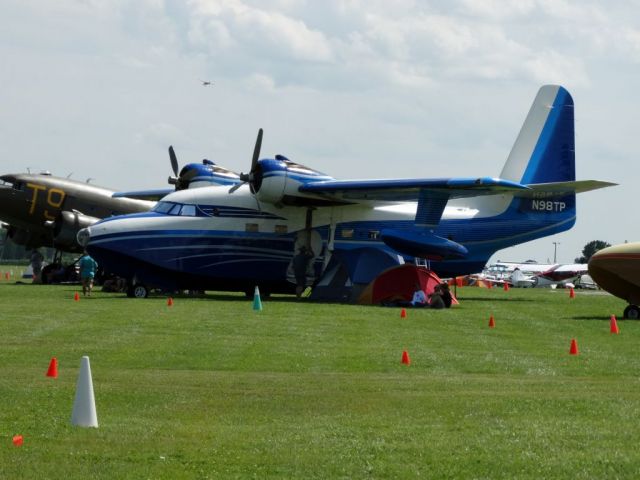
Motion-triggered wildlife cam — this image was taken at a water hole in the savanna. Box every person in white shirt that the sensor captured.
[411,283,428,306]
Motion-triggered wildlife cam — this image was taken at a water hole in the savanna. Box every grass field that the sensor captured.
[0,279,639,479]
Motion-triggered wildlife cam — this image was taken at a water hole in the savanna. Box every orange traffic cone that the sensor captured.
[74,292,80,302]
[503,282,509,291]
[46,357,58,378]
[400,308,407,318]
[167,297,174,307]
[569,338,579,355]
[12,435,23,447]
[610,315,620,334]
[569,287,575,299]
[401,350,411,365]
[489,315,495,328]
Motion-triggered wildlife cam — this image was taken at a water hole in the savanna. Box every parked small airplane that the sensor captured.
[80,85,616,298]
[588,242,640,319]
[482,261,588,287]
[536,263,589,287]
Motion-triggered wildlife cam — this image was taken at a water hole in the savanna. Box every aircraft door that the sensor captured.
[287,229,323,287]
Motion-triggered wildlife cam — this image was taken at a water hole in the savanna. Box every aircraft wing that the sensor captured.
[112,189,173,201]
[298,177,529,202]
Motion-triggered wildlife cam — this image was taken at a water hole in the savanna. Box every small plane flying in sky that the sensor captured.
[80,85,616,298]
[588,242,640,319]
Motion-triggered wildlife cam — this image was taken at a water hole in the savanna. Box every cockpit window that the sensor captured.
[180,205,196,216]
[153,201,199,216]
[153,201,174,213]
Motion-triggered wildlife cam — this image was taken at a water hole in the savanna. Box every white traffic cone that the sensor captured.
[71,356,98,428]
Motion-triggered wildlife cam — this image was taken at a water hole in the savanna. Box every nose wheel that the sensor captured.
[126,283,149,298]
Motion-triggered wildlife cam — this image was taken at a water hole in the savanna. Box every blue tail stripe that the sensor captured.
[521,87,575,184]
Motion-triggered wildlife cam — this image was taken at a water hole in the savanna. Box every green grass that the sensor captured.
[0,283,638,479]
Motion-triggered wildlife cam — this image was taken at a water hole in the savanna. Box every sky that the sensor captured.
[1,0,638,265]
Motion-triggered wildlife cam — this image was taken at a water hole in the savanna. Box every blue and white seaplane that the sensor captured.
[79,85,615,298]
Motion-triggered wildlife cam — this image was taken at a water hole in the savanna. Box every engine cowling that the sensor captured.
[253,157,333,205]
[53,211,100,251]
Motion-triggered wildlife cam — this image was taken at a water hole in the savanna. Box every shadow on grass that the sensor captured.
[570,315,628,322]
[457,297,538,303]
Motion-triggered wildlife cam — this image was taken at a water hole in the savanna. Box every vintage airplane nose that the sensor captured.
[77,227,91,247]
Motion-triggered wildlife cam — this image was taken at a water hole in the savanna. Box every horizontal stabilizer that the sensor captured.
[517,180,617,197]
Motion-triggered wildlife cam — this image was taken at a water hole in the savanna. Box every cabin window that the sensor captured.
[368,230,380,240]
[168,204,182,215]
[275,225,288,234]
[245,223,259,233]
[341,228,354,238]
[180,205,196,216]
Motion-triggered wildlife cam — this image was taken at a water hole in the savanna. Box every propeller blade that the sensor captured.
[228,182,245,194]
[169,146,179,177]
[230,128,263,195]
[251,128,263,173]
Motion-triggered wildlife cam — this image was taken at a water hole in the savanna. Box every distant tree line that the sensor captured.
[575,240,611,263]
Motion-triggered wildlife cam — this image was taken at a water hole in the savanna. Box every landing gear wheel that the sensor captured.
[127,283,149,298]
[133,284,149,298]
[623,304,640,320]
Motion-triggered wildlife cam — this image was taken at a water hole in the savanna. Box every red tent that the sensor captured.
[358,264,458,305]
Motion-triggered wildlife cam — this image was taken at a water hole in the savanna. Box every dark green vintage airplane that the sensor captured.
[0,172,154,253]
[0,148,242,254]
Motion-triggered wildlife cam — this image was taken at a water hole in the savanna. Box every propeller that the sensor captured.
[167,145,198,190]
[230,128,263,194]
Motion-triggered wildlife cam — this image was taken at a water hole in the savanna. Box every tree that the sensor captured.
[575,240,611,263]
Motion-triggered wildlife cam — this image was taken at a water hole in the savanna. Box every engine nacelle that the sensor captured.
[253,157,334,205]
[53,211,100,252]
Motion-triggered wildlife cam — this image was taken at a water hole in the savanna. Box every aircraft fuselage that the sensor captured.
[0,173,153,251]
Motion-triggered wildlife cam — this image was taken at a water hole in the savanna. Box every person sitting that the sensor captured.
[428,285,446,309]
[410,283,428,307]
[439,282,453,308]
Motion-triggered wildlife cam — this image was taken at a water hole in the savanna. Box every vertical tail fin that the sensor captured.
[500,85,575,185]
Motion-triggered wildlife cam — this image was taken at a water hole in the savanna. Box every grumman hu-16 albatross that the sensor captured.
[79,85,615,299]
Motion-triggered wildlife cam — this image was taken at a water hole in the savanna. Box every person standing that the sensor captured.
[79,250,98,296]
[292,245,314,298]
[30,249,44,283]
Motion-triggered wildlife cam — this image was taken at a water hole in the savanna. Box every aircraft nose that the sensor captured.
[77,227,91,247]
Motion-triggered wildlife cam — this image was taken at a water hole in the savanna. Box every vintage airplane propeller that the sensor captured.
[167,145,198,190]
[229,128,263,194]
